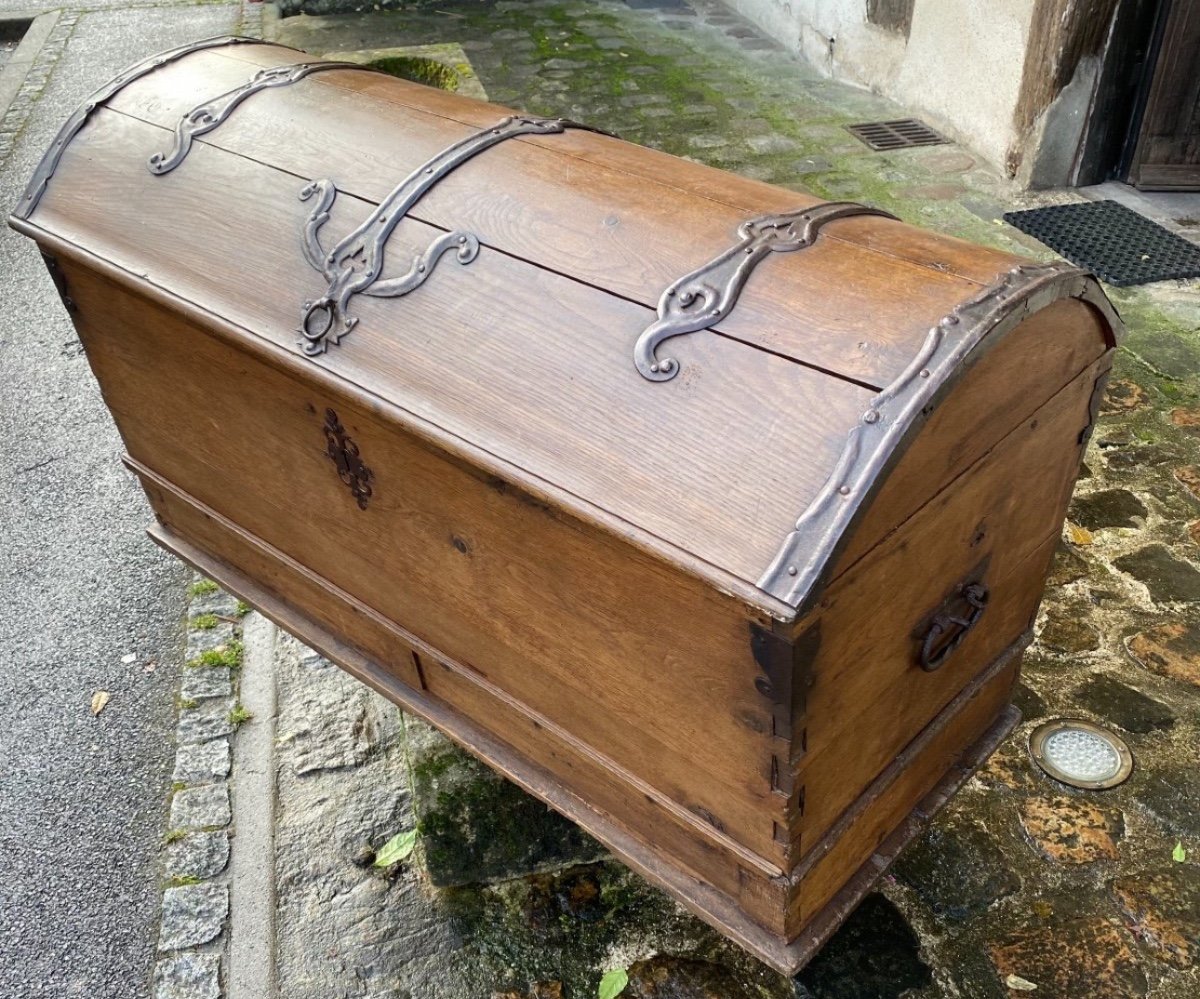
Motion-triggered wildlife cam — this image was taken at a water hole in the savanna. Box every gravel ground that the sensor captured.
[0,6,240,997]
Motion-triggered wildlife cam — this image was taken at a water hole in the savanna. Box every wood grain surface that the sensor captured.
[36,108,873,589]
[101,45,1020,390]
[63,258,794,861]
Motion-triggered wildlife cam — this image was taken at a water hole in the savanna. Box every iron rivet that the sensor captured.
[650,363,660,373]
[660,359,673,371]
[458,235,467,243]
[838,485,851,496]
[920,369,931,378]
[941,315,959,326]
[710,308,720,317]
[787,566,798,577]
[863,410,880,424]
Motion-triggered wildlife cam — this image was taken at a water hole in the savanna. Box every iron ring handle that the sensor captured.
[919,583,989,672]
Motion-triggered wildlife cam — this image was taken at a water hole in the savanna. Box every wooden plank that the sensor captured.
[133,459,425,691]
[64,259,790,859]
[37,109,872,587]
[268,53,1025,287]
[136,468,782,878]
[103,45,1019,390]
[19,221,796,622]
[141,517,805,973]
[794,533,1055,854]
[798,359,1102,760]
[785,358,1102,851]
[791,654,1020,930]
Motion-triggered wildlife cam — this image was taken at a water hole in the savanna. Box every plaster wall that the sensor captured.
[723,0,1038,172]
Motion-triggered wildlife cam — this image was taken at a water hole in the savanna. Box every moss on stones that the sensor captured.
[367,55,460,90]
[186,640,244,671]
[408,740,605,888]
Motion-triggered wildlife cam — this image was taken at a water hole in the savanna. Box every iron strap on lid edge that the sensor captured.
[759,260,1124,610]
[12,35,279,221]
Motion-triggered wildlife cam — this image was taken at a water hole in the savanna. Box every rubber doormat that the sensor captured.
[1003,200,1200,286]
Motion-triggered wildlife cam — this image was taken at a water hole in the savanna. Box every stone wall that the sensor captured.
[720,0,1039,176]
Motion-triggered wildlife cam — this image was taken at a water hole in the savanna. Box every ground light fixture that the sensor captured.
[1028,718,1134,790]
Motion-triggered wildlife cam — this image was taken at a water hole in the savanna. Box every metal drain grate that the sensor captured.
[846,118,947,151]
[1004,200,1200,287]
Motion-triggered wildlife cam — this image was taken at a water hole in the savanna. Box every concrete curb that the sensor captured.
[0,10,60,123]
[0,8,76,167]
[227,613,279,999]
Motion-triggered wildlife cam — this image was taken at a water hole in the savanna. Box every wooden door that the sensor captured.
[1127,0,1200,190]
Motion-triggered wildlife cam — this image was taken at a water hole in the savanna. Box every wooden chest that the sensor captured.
[11,37,1121,974]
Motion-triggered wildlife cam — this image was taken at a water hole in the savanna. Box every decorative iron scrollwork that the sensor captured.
[148,61,363,175]
[633,202,897,381]
[323,408,373,509]
[297,114,612,357]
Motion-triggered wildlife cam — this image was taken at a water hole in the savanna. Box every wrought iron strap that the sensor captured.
[758,261,1123,609]
[633,202,897,381]
[148,61,364,175]
[297,114,611,356]
[14,36,269,220]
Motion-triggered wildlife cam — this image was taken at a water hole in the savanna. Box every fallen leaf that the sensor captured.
[1005,974,1038,991]
[1067,523,1093,546]
[144,661,157,673]
[1173,841,1187,862]
[598,969,629,999]
[373,828,417,868]
[91,691,111,716]
[120,653,137,665]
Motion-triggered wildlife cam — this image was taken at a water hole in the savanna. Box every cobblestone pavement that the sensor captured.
[267,3,1200,998]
